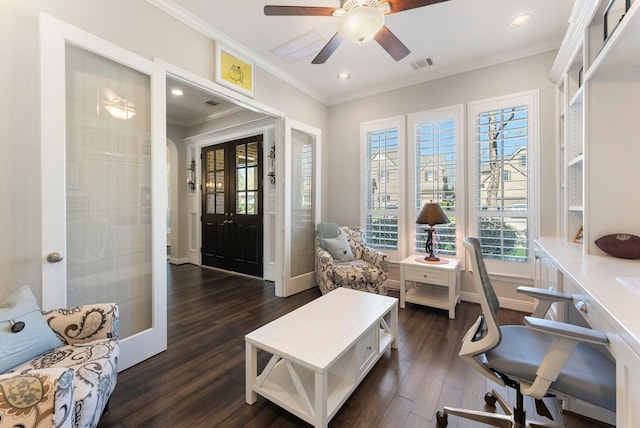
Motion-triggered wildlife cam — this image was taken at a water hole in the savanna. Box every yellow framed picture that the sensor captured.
[214,43,254,97]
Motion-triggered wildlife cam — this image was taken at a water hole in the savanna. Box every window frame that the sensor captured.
[360,116,406,261]
[408,105,465,262]
[467,90,539,278]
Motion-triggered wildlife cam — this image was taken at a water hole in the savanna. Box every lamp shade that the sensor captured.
[416,200,450,226]
[338,6,385,44]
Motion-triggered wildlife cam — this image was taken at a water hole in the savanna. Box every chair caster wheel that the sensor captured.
[436,410,448,426]
[484,391,497,407]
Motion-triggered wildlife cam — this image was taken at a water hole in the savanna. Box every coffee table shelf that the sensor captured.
[256,355,355,422]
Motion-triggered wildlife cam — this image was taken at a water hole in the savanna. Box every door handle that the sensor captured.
[46,252,64,263]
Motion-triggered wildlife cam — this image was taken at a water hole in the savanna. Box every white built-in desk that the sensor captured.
[535,237,640,426]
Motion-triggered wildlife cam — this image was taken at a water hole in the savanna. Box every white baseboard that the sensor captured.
[389,279,533,313]
[460,291,534,313]
[387,279,400,290]
[168,257,189,265]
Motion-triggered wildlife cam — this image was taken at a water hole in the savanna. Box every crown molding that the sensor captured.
[327,41,562,106]
[182,116,275,146]
[549,0,599,83]
[146,0,329,105]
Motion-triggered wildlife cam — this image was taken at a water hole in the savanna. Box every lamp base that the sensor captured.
[424,254,440,262]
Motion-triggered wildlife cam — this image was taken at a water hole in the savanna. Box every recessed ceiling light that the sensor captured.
[171,88,184,96]
[337,72,351,80]
[511,13,532,27]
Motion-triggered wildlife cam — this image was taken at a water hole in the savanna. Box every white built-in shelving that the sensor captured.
[547,2,640,422]
[550,0,640,254]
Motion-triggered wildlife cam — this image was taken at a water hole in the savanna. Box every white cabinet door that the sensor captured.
[40,14,167,371]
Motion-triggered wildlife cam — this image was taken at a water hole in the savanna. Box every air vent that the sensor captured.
[272,30,326,63]
[204,100,220,107]
[411,57,434,70]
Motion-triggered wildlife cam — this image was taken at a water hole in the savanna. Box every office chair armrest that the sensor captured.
[517,286,573,318]
[520,316,609,399]
[524,316,608,344]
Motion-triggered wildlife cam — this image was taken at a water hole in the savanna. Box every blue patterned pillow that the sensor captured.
[323,234,354,262]
[0,286,63,372]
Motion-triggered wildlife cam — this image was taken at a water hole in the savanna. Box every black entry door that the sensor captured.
[201,135,263,277]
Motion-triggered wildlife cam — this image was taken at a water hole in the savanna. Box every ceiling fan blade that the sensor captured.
[374,26,410,61]
[312,32,344,64]
[264,5,336,16]
[386,0,449,14]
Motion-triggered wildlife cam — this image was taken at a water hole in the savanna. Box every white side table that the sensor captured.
[399,256,460,319]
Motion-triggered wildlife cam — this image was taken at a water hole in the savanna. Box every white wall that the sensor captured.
[166,124,188,262]
[0,0,328,301]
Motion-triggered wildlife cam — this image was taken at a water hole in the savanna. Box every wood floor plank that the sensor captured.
[97,264,612,428]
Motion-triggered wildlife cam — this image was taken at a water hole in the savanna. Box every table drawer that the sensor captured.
[404,266,448,286]
[356,327,377,375]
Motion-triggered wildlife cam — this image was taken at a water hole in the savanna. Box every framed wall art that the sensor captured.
[214,43,255,97]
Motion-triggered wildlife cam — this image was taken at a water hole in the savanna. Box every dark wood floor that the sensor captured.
[97,264,612,428]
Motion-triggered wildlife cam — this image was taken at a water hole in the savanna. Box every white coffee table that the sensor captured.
[245,288,398,428]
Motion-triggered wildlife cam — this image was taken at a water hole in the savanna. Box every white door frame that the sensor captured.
[278,119,322,297]
[40,13,167,371]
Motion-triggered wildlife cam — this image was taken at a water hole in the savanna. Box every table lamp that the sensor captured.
[416,200,450,261]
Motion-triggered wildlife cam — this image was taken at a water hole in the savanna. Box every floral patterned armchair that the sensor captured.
[0,303,119,428]
[315,225,389,295]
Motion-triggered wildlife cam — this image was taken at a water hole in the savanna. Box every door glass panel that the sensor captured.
[235,141,260,216]
[215,149,225,170]
[247,166,257,190]
[206,194,216,214]
[207,151,215,169]
[215,194,225,214]
[236,144,247,167]
[237,168,246,191]
[290,129,315,277]
[215,171,225,188]
[206,168,214,214]
[247,191,257,215]
[247,142,258,166]
[65,45,151,338]
[237,193,246,214]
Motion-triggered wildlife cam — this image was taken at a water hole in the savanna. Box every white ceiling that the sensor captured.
[166,77,245,126]
[156,0,575,108]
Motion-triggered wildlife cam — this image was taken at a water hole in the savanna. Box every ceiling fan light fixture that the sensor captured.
[338,5,385,44]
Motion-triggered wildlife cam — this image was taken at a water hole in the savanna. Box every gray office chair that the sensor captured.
[436,237,616,427]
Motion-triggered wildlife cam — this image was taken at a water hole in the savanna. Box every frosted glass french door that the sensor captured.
[279,119,321,297]
[40,14,167,371]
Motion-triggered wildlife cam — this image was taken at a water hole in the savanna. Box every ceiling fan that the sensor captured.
[264,0,449,64]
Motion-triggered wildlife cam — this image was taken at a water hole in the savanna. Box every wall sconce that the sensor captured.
[186,159,196,192]
[267,146,276,185]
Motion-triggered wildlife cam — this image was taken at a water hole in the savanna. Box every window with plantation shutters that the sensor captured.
[408,105,463,258]
[359,93,537,274]
[361,117,405,258]
[469,91,538,275]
